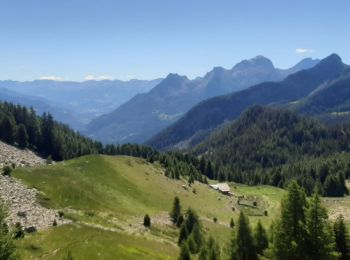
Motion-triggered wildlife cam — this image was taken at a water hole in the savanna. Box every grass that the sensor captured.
[16,224,178,260]
[13,155,286,259]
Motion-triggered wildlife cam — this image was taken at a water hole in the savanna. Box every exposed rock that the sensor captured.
[0,141,46,168]
[0,175,70,231]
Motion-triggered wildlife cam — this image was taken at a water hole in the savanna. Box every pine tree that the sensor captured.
[254,220,268,256]
[305,193,336,260]
[170,196,181,225]
[199,236,220,260]
[16,124,29,148]
[184,208,199,235]
[272,181,308,260]
[188,223,202,253]
[231,211,257,260]
[334,215,350,260]
[0,116,16,144]
[179,242,191,260]
[179,224,188,245]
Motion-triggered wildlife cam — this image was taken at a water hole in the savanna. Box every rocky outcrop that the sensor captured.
[0,175,70,231]
[0,141,45,168]
[0,140,68,231]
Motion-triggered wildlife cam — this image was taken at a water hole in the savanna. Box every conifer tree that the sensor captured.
[334,215,350,260]
[179,242,191,260]
[199,236,220,260]
[305,193,336,260]
[179,224,188,245]
[231,211,257,260]
[272,181,308,260]
[170,196,181,225]
[188,223,202,254]
[254,220,268,256]
[16,124,29,148]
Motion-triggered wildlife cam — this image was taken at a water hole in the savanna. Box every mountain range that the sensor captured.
[148,54,348,150]
[86,56,319,144]
[0,79,161,130]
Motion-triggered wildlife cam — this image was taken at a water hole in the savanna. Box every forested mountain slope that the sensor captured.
[192,106,350,195]
[290,71,350,122]
[87,56,318,144]
[148,54,346,150]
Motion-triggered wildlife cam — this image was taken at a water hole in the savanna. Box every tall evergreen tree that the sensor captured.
[305,193,337,260]
[0,116,16,144]
[199,236,220,260]
[16,124,29,148]
[231,211,257,260]
[272,181,308,260]
[254,220,268,256]
[334,215,350,260]
[170,196,182,225]
[188,223,202,254]
[179,242,191,260]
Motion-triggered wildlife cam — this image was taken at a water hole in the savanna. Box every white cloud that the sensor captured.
[84,75,114,81]
[295,48,314,54]
[126,75,135,80]
[38,76,63,81]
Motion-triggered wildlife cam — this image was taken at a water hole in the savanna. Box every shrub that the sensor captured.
[230,218,235,228]
[2,166,12,176]
[13,222,24,239]
[143,214,151,228]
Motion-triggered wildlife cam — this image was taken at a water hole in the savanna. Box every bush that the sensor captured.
[46,155,53,165]
[213,217,218,223]
[13,222,24,239]
[58,211,64,219]
[230,218,235,228]
[143,214,151,228]
[2,166,12,176]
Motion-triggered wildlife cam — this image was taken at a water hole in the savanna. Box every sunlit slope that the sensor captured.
[14,155,284,224]
[13,155,286,259]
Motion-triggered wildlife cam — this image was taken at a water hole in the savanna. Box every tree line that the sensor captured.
[173,182,350,260]
[0,102,209,183]
[192,106,350,196]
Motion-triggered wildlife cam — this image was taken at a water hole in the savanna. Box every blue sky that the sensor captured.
[0,0,349,81]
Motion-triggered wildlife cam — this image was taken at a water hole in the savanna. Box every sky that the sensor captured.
[0,0,349,81]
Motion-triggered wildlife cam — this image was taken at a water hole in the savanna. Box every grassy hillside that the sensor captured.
[12,155,285,259]
[17,224,178,260]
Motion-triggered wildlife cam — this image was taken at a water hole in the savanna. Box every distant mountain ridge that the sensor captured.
[148,54,346,150]
[0,78,162,130]
[87,56,319,144]
[0,87,82,129]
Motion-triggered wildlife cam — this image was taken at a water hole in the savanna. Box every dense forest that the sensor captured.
[193,106,350,196]
[0,101,207,183]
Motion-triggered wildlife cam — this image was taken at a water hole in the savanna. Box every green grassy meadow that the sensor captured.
[13,155,286,259]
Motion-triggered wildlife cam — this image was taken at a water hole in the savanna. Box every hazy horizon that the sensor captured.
[1,0,349,81]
